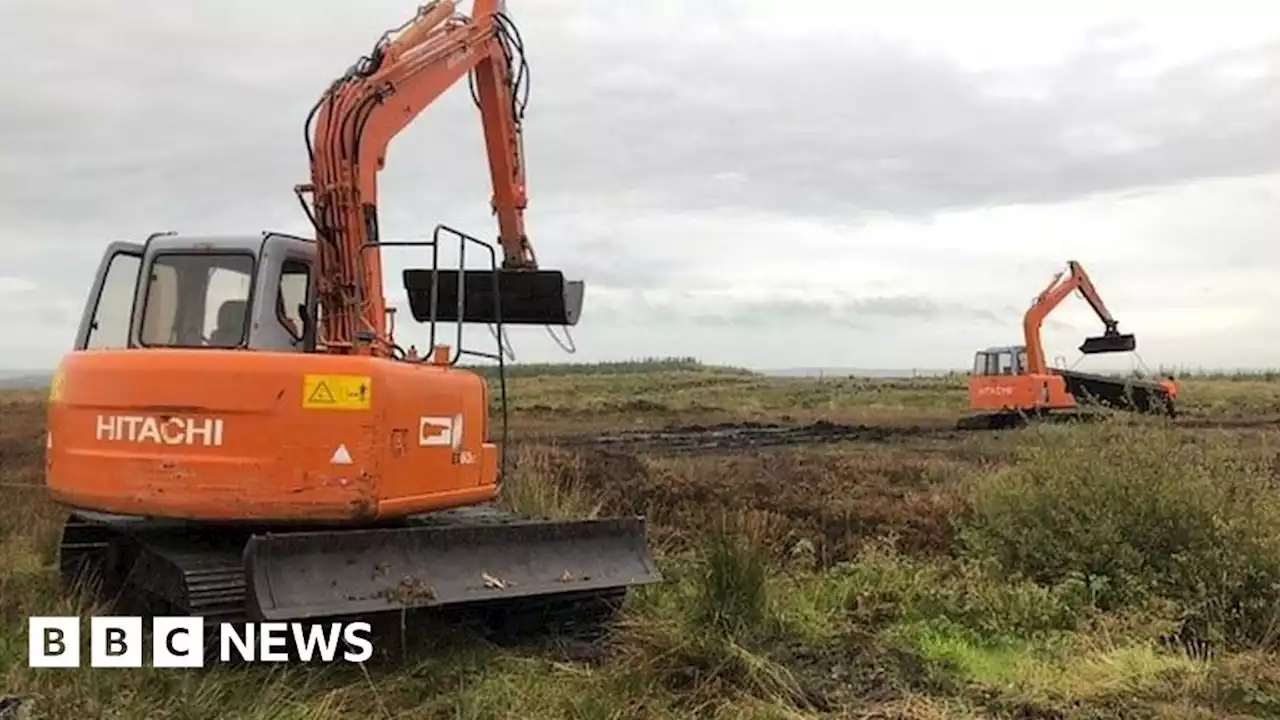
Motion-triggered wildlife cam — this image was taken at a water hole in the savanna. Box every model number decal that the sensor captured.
[95,415,225,447]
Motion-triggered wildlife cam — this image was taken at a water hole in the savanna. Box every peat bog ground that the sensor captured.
[6,360,1280,718]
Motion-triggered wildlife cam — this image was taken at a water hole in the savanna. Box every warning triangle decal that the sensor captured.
[308,381,336,404]
[330,444,353,465]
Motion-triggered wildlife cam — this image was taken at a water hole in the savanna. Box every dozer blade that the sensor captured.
[243,516,659,621]
[403,268,584,326]
[1079,333,1136,354]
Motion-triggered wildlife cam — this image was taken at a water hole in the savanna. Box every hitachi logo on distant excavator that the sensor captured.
[94,415,225,447]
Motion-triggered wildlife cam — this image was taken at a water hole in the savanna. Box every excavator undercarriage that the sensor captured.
[59,505,658,634]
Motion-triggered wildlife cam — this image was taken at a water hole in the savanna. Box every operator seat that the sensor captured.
[208,300,247,347]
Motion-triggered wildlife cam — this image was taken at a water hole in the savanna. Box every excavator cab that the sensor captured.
[972,346,1029,377]
[75,232,317,354]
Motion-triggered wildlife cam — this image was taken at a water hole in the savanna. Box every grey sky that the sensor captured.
[3,1,1280,371]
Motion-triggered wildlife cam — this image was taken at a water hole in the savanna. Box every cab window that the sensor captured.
[277,259,310,341]
[139,253,255,348]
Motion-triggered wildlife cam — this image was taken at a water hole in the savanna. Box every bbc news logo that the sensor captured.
[28,616,374,667]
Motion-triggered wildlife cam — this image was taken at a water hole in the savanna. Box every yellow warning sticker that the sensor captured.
[49,365,66,403]
[302,374,372,411]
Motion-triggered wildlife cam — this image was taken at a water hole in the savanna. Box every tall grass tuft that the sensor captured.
[604,511,817,712]
[694,511,777,640]
[497,444,603,521]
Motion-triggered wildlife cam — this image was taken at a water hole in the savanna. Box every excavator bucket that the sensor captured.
[1079,333,1136,354]
[403,269,584,326]
[243,515,659,621]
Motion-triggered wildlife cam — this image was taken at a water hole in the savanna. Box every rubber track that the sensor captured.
[59,518,251,626]
[58,517,112,590]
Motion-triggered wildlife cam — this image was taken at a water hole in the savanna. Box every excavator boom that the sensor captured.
[1022,260,1137,374]
[299,0,582,354]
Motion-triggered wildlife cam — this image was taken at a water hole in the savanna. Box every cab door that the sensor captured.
[74,242,144,351]
[249,234,317,352]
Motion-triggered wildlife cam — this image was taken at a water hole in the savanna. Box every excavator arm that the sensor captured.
[297,0,577,356]
[1022,260,1136,374]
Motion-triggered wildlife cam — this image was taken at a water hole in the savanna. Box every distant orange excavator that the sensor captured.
[960,260,1179,430]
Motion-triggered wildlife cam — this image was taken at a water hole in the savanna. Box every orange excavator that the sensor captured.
[46,2,659,628]
[959,260,1178,430]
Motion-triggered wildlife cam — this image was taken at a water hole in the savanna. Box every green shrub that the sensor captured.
[831,541,1089,642]
[959,421,1280,649]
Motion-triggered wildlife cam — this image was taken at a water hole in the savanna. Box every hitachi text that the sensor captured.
[95,415,225,447]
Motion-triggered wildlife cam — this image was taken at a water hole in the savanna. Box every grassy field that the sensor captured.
[6,361,1280,718]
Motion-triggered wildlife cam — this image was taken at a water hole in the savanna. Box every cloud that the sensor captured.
[3,2,1280,370]
[0,277,40,295]
[537,34,1280,221]
[593,288,1012,329]
[9,3,1280,237]
[0,277,77,340]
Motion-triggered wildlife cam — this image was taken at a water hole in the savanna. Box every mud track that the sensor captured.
[556,420,967,454]
[550,414,1279,455]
